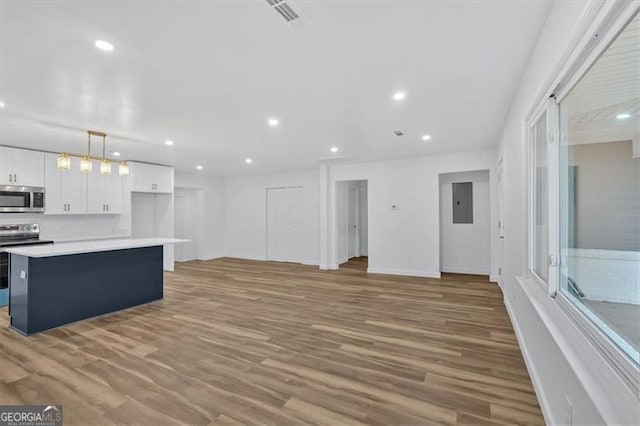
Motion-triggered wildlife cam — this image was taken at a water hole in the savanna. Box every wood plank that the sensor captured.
[0,257,543,425]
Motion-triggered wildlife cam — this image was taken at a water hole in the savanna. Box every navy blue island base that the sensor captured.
[9,245,164,335]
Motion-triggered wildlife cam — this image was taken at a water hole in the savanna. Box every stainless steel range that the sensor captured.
[0,224,53,306]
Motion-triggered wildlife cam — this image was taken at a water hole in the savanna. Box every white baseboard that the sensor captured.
[224,254,266,261]
[367,268,440,279]
[338,257,348,265]
[489,274,500,283]
[441,267,491,275]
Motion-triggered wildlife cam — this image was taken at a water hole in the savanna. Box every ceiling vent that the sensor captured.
[265,0,309,28]
[394,130,404,136]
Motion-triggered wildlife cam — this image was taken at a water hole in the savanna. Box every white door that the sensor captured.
[347,186,358,258]
[266,187,303,263]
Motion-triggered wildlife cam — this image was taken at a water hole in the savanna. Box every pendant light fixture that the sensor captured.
[99,133,111,175]
[56,153,71,170]
[55,130,128,178]
[80,131,93,173]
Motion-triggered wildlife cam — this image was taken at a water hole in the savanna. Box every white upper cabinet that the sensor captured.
[0,146,45,187]
[131,162,173,193]
[86,160,122,214]
[44,153,86,214]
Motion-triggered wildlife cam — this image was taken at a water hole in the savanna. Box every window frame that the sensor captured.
[526,98,559,294]
[523,1,640,392]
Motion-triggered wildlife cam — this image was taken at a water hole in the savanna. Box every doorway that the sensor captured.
[336,180,368,270]
[439,170,491,276]
[174,187,203,262]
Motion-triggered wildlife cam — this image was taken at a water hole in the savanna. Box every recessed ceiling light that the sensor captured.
[0,101,5,108]
[330,146,339,153]
[196,165,203,170]
[421,134,431,141]
[165,140,174,146]
[245,158,253,164]
[94,40,114,52]
[393,92,406,101]
[268,118,279,127]
[616,113,631,120]
[112,151,121,157]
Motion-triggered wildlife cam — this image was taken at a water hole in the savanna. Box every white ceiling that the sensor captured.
[0,1,552,176]
[566,13,640,145]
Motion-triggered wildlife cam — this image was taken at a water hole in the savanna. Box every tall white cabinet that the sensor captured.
[0,146,45,186]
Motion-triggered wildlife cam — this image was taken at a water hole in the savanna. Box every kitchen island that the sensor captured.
[5,238,186,335]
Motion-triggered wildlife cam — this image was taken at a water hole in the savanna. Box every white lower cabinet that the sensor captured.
[44,153,87,214]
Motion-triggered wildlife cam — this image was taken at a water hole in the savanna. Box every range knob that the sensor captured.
[25,225,33,231]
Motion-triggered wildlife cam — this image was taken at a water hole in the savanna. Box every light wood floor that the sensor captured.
[0,258,543,425]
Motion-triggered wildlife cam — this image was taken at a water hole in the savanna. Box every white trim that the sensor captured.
[367,268,441,279]
[440,267,490,276]
[513,276,639,424]
[504,287,554,425]
[489,274,500,284]
[224,254,266,261]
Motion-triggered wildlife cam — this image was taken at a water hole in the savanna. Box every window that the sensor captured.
[557,13,639,365]
[530,111,549,285]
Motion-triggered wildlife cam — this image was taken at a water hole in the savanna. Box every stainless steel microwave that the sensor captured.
[0,186,45,213]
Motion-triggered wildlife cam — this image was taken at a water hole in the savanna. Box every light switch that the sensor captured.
[20,270,26,279]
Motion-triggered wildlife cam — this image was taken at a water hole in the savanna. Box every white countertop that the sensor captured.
[5,238,188,258]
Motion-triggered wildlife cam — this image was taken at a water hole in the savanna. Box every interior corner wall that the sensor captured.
[174,172,225,260]
[439,170,491,275]
[495,0,636,424]
[224,169,320,265]
[326,150,497,278]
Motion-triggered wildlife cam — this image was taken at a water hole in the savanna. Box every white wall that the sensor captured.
[324,150,497,278]
[439,170,491,275]
[174,187,202,262]
[174,172,225,260]
[495,1,637,424]
[224,170,320,265]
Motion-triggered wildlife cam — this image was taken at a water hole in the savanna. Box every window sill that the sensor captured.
[513,276,639,424]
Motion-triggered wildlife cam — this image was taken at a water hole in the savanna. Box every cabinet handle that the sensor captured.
[13,174,16,182]
[106,204,109,212]
[69,203,71,211]
[8,174,12,183]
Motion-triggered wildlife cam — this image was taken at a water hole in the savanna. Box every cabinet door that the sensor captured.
[12,148,44,187]
[44,153,65,214]
[154,165,173,193]
[64,157,86,214]
[86,160,106,214]
[104,171,122,214]
[0,146,14,185]
[132,163,154,192]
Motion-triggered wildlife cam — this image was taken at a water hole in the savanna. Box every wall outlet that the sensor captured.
[391,204,399,210]
[564,395,573,425]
